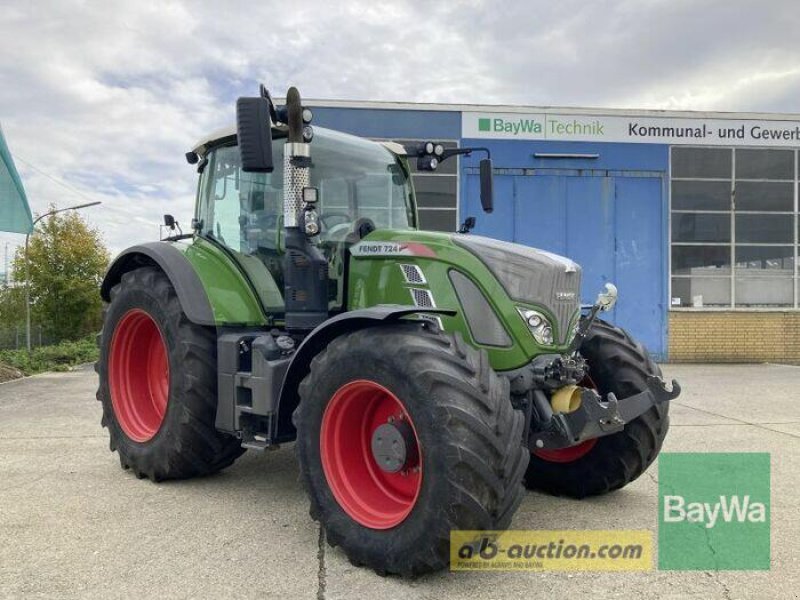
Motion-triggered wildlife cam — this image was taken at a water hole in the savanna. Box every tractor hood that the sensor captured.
[452,235,582,345]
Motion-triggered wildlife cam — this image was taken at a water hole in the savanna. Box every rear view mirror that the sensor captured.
[236,97,274,173]
[479,158,494,213]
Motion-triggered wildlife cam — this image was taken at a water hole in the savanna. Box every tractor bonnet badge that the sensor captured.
[350,241,436,258]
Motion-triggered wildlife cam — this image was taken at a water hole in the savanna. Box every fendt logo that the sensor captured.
[478,117,543,135]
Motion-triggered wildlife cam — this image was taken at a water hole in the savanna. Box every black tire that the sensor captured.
[294,324,529,576]
[524,319,670,498]
[96,266,244,481]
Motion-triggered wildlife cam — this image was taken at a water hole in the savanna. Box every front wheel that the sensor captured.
[294,324,529,576]
[524,319,670,498]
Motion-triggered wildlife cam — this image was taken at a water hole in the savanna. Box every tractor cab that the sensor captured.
[190,127,415,313]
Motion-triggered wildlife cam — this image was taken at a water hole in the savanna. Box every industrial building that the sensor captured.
[310,101,800,362]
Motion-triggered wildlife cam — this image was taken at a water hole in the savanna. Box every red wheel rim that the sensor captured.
[109,309,170,442]
[320,380,422,529]
[533,438,597,463]
[533,375,598,463]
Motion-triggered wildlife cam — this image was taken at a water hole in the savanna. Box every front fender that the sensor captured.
[272,305,455,442]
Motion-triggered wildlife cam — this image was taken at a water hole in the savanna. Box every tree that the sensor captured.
[11,207,110,342]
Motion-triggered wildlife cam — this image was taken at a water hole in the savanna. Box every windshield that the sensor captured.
[196,127,415,312]
[197,128,414,251]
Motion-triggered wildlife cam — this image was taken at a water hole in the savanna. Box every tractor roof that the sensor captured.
[191,125,406,158]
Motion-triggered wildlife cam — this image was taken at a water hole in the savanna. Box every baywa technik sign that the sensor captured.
[463,111,800,146]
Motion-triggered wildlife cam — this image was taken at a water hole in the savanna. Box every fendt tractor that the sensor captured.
[96,85,680,576]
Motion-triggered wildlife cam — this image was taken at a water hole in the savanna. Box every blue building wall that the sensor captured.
[312,106,671,359]
[312,107,461,140]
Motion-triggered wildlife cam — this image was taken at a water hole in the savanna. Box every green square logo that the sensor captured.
[478,118,491,132]
[659,453,770,570]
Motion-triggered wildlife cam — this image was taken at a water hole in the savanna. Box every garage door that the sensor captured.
[463,169,666,358]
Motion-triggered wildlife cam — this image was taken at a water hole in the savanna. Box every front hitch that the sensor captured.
[529,376,680,452]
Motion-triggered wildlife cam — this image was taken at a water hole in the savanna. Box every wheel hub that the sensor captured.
[371,419,418,474]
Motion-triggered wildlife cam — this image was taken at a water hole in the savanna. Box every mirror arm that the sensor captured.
[401,144,491,163]
[440,146,491,162]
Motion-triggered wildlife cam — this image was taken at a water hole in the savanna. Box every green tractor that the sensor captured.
[96,85,679,576]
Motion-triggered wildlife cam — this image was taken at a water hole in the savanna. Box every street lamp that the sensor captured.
[25,201,102,352]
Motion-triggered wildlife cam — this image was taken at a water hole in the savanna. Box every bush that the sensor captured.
[0,336,98,376]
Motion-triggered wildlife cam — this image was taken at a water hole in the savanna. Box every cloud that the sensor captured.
[1,0,799,265]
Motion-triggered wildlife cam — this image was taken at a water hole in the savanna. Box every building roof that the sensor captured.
[302,98,800,122]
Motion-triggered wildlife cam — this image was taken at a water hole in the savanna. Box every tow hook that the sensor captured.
[529,376,680,452]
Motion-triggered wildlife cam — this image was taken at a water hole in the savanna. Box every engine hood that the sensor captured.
[452,235,582,345]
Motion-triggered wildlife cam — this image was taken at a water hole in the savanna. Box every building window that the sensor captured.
[374,139,459,232]
[670,146,798,309]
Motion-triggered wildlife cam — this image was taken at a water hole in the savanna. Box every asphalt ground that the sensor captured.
[1,363,798,599]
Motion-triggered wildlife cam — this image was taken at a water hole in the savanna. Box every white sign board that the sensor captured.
[462,111,800,146]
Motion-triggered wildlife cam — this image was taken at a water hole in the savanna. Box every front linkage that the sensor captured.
[529,375,679,452]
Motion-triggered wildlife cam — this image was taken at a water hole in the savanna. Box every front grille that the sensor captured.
[551,269,580,344]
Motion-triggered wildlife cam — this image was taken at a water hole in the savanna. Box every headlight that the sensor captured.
[517,307,554,346]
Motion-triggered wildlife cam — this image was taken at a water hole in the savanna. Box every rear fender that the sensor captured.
[101,242,215,325]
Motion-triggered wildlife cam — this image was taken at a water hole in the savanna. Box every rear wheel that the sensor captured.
[294,324,528,576]
[96,267,244,481]
[524,319,670,498]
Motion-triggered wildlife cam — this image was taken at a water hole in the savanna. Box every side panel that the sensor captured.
[180,238,269,326]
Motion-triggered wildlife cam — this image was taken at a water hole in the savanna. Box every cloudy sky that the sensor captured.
[2,0,799,266]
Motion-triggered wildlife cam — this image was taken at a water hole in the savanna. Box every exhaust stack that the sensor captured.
[281,87,329,331]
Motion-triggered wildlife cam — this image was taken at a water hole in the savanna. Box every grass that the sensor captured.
[0,336,98,377]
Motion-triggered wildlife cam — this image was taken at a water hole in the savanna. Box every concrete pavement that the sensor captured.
[1,364,798,599]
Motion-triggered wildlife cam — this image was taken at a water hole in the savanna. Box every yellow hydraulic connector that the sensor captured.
[550,385,583,414]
